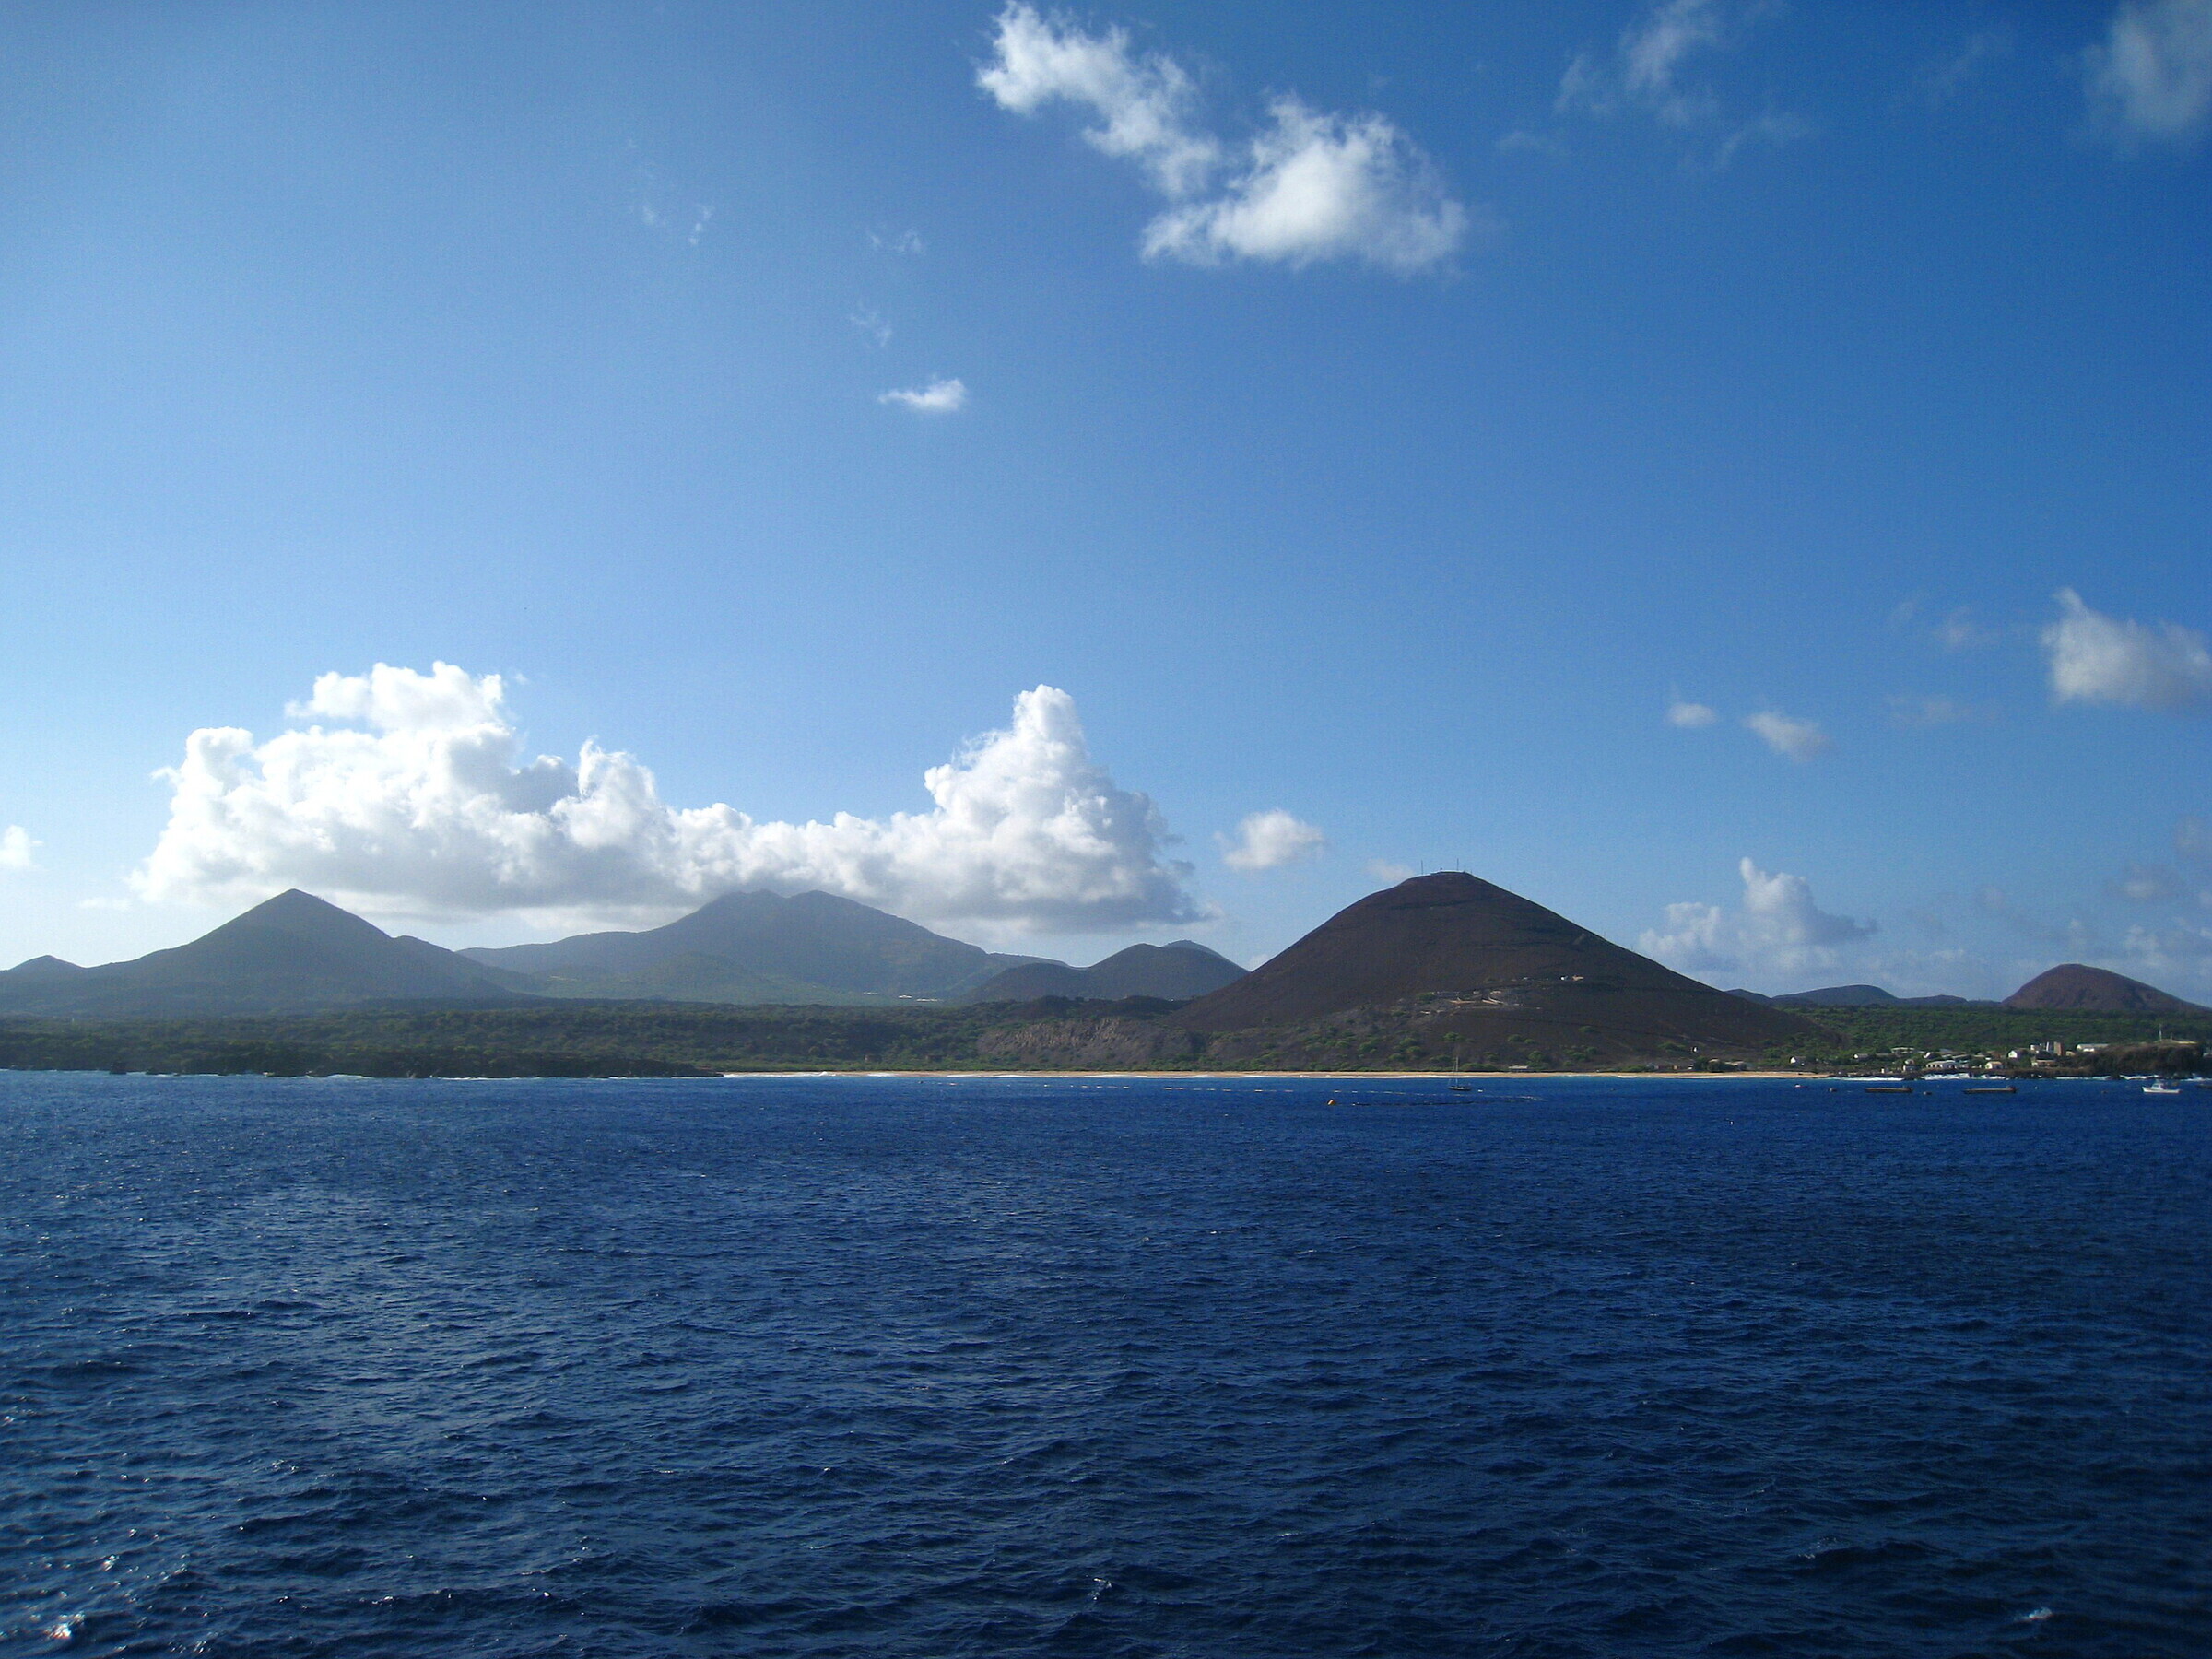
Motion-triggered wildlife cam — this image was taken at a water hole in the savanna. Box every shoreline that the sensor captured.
[709,1068,1850,1081]
[22,1066,2112,1084]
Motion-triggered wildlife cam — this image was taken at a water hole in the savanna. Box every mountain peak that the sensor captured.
[1773,984,1898,1007]
[0,890,521,1017]
[4,954,85,979]
[964,937,1245,1003]
[458,887,1012,999]
[198,889,399,957]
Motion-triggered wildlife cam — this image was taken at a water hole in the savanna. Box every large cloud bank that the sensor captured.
[133,666,1202,932]
[979,4,1466,274]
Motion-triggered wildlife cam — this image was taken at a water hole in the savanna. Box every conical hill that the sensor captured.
[2004,963,2206,1015]
[1174,873,1818,1057]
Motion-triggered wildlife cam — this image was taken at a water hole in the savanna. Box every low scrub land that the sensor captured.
[0,1000,2204,1078]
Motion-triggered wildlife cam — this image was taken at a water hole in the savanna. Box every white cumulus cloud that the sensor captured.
[979,2,1218,195]
[1665,699,1719,728]
[979,4,1466,274]
[2088,0,2212,143]
[1641,857,1876,981]
[2042,589,2212,712]
[1744,710,1832,762]
[0,826,37,871]
[1142,98,1468,273]
[879,377,968,414]
[1218,809,1327,872]
[132,667,1201,934]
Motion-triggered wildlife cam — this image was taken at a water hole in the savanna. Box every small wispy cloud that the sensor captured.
[1888,695,1996,727]
[631,154,715,247]
[2110,860,2186,902]
[1915,27,2012,107]
[850,307,893,347]
[979,4,1468,274]
[1557,0,1806,162]
[1666,699,1719,728]
[2087,0,2212,145]
[0,826,37,872]
[1218,809,1327,872]
[1889,598,1995,652]
[2178,816,2211,865]
[1744,710,1832,762]
[1367,859,1417,884]
[1936,609,1995,652]
[2042,588,2212,712]
[870,229,926,255]
[878,377,969,414]
[1618,0,1730,124]
[1495,128,1569,159]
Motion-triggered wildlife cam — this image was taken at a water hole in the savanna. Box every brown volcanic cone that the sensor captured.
[2004,963,2207,1015]
[1173,872,1819,1056]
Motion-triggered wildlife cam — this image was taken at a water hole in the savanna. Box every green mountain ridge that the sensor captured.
[0,890,524,1017]
[963,940,1247,1003]
[460,888,1053,1000]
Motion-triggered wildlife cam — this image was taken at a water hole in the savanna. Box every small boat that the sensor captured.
[1962,1084,2017,1094]
[2144,1081,2182,1095]
[1449,1084,1473,1092]
[1865,1084,1913,1094]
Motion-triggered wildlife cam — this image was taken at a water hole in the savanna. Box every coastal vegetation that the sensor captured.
[1,1000,2203,1078]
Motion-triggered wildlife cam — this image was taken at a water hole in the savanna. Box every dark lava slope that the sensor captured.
[1174,872,1819,1057]
[2004,962,2206,1015]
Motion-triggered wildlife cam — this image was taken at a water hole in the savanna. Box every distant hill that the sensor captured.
[1173,872,1818,1060]
[965,940,1245,1003]
[461,889,1053,1003]
[1775,983,1898,1007]
[2004,963,2208,1015]
[1732,984,1988,1009]
[0,890,527,1018]
[3,954,87,981]
[492,949,901,1007]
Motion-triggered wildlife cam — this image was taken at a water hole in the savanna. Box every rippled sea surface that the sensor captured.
[2,1074,2206,1657]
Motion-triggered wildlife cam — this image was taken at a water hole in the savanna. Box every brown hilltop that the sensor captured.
[1173,872,1819,1060]
[2004,963,2207,1015]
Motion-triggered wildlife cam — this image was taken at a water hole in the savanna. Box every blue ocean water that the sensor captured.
[0,1074,2206,1658]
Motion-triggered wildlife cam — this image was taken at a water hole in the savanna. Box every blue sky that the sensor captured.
[1,0,2207,998]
